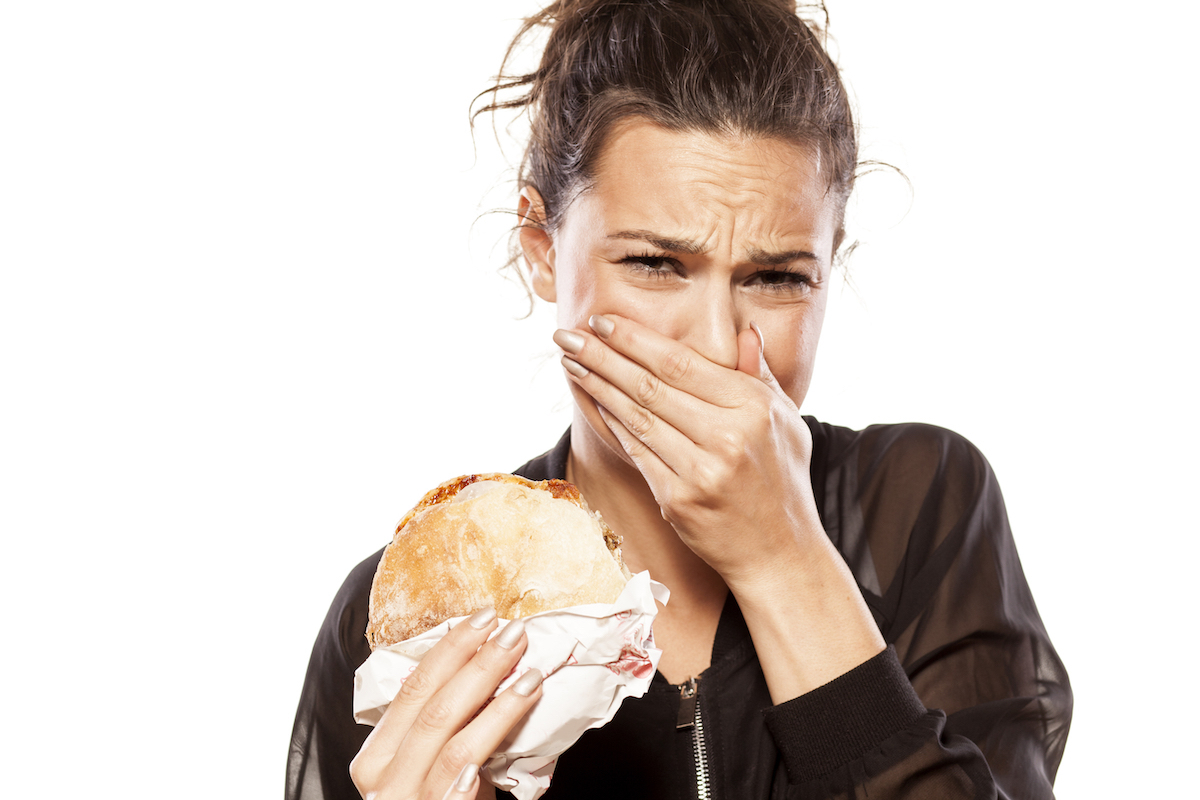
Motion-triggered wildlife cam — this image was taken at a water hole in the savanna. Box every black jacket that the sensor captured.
[286,420,1071,799]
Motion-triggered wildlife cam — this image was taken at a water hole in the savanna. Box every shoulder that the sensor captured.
[806,417,997,501]
[321,547,386,669]
[512,428,572,481]
[805,417,1010,590]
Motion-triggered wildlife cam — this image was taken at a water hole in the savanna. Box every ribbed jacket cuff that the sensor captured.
[762,646,927,782]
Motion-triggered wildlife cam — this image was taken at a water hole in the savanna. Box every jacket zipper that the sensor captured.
[677,677,711,800]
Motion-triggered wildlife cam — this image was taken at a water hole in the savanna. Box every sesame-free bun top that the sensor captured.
[366,473,630,650]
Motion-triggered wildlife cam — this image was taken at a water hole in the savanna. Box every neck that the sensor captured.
[566,412,727,606]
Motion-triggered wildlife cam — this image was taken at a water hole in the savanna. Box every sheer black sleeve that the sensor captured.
[285,549,383,800]
[760,421,1072,798]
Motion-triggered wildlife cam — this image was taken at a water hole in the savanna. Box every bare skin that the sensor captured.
[352,118,885,798]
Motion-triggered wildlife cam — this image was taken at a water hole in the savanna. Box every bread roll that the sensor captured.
[366,473,630,650]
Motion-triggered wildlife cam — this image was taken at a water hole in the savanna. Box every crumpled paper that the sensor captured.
[353,571,668,800]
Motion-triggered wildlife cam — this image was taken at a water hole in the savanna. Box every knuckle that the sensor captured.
[660,349,692,383]
[395,666,435,705]
[634,370,663,407]
[715,427,744,457]
[413,694,455,734]
[750,393,773,419]
[440,737,475,774]
[693,462,723,496]
[587,339,608,367]
[626,404,657,440]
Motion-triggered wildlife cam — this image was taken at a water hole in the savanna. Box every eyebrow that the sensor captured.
[608,229,705,255]
[608,229,820,266]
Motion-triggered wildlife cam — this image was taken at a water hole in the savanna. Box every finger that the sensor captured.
[595,404,680,499]
[441,763,481,800]
[386,619,530,787]
[554,327,724,445]
[736,322,781,392]
[735,323,762,378]
[426,669,545,794]
[562,354,698,471]
[353,608,501,792]
[587,314,749,407]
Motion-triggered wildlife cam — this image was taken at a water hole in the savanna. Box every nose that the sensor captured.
[671,279,741,370]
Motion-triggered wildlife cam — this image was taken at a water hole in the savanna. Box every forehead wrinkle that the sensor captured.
[584,122,836,267]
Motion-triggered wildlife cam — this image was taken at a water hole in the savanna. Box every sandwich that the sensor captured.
[366,473,630,650]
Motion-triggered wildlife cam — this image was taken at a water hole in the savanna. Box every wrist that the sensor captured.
[727,536,886,703]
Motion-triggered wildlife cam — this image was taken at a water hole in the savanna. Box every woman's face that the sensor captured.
[522,118,842,455]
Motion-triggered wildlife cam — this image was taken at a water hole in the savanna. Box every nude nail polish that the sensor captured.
[553,329,585,354]
[495,618,526,649]
[467,607,497,629]
[589,314,615,338]
[512,669,544,697]
[561,355,589,377]
[453,763,479,793]
[749,320,766,353]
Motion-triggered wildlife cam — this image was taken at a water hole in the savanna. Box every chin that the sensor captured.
[568,383,641,472]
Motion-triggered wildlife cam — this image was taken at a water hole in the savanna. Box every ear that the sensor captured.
[518,187,557,303]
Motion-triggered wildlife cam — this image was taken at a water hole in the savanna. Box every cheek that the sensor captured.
[553,255,598,329]
[761,308,824,405]
[555,261,671,333]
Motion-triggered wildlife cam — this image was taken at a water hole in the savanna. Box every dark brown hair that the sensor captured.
[475,0,856,278]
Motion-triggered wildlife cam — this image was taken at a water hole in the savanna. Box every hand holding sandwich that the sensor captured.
[351,473,646,799]
[350,607,543,800]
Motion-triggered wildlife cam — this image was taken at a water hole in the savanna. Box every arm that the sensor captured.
[763,422,1075,796]
[287,551,380,800]
[555,316,1071,798]
[763,423,1071,797]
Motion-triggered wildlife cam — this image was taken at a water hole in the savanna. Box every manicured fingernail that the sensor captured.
[589,314,615,338]
[467,607,497,629]
[561,355,589,378]
[495,618,526,649]
[512,669,544,697]
[749,321,765,354]
[553,329,585,354]
[453,762,479,793]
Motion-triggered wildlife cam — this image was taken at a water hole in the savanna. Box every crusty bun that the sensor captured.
[366,473,630,650]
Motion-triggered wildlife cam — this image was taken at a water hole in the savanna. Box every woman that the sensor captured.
[287,1,1071,797]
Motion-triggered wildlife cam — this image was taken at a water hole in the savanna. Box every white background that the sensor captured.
[2,1,1196,796]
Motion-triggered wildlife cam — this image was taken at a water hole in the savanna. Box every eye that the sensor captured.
[748,269,811,292]
[620,254,678,278]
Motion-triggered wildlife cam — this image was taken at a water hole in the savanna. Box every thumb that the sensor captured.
[735,321,778,386]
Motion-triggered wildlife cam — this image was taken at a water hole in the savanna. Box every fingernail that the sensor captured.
[467,607,497,629]
[512,669,544,697]
[495,618,526,649]
[553,329,585,354]
[589,314,615,338]
[749,321,766,354]
[561,355,589,378]
[453,762,479,793]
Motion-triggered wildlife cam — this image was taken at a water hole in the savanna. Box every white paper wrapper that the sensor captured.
[353,571,669,800]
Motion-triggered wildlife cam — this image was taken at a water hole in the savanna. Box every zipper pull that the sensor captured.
[676,676,699,730]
